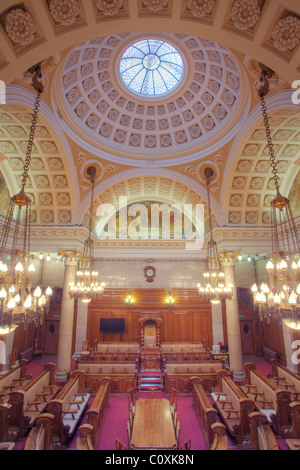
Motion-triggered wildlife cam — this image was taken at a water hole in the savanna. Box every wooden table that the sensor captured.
[131,399,177,450]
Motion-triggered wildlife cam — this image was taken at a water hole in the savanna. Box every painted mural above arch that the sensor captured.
[93,199,205,244]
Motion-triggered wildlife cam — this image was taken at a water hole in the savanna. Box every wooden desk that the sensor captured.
[131,399,177,449]
[140,348,161,370]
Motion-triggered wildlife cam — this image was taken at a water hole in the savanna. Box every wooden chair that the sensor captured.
[148,387,159,399]
[169,388,178,416]
[128,387,137,407]
[210,423,228,450]
[127,419,131,447]
[116,439,127,450]
[180,438,191,450]
[127,387,137,419]
[175,418,180,445]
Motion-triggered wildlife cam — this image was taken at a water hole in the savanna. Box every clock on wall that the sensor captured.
[144,266,156,282]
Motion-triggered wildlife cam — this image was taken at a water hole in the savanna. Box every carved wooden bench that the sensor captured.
[76,361,137,394]
[24,413,55,451]
[270,359,300,402]
[241,362,292,437]
[210,423,228,450]
[211,369,255,446]
[0,360,31,403]
[85,378,111,447]
[46,370,90,446]
[95,343,140,354]
[162,352,211,364]
[0,403,12,443]
[76,423,94,450]
[165,361,225,394]
[191,376,219,447]
[243,411,279,450]
[283,400,300,450]
[7,363,59,439]
[88,352,139,364]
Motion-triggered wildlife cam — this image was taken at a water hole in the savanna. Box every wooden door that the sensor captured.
[240,320,254,355]
[44,319,60,355]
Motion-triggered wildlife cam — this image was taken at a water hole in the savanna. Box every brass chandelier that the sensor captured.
[197,168,233,304]
[69,166,105,303]
[0,64,52,334]
[251,65,300,329]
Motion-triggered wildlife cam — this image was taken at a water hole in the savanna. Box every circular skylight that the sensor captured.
[119,39,184,97]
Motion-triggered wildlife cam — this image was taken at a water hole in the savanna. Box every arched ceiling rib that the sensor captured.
[222,103,300,227]
[0,87,80,226]
[0,0,299,85]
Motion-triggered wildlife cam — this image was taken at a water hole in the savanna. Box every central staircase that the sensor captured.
[138,370,164,393]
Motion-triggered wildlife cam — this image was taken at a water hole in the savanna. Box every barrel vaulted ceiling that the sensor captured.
[0,0,299,244]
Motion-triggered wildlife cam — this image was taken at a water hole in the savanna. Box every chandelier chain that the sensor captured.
[88,174,95,238]
[260,95,280,193]
[21,91,42,191]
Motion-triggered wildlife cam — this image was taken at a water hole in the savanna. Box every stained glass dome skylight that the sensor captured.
[119,39,184,97]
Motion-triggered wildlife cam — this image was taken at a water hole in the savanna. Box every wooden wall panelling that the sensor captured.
[261,317,286,365]
[12,321,35,356]
[87,289,213,348]
[237,288,264,357]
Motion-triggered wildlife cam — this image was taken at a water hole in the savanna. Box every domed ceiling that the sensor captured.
[55,32,248,165]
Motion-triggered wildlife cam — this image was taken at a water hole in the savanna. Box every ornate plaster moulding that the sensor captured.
[95,0,124,16]
[230,0,261,32]
[142,0,169,12]
[186,0,215,19]
[52,32,251,168]
[271,15,300,53]
[49,0,81,26]
[4,7,37,46]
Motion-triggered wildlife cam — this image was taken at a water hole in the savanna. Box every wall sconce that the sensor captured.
[125,292,135,309]
[165,291,175,309]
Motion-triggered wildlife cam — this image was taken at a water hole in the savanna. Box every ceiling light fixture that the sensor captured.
[197,168,233,305]
[69,166,105,304]
[0,64,52,333]
[251,65,300,329]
